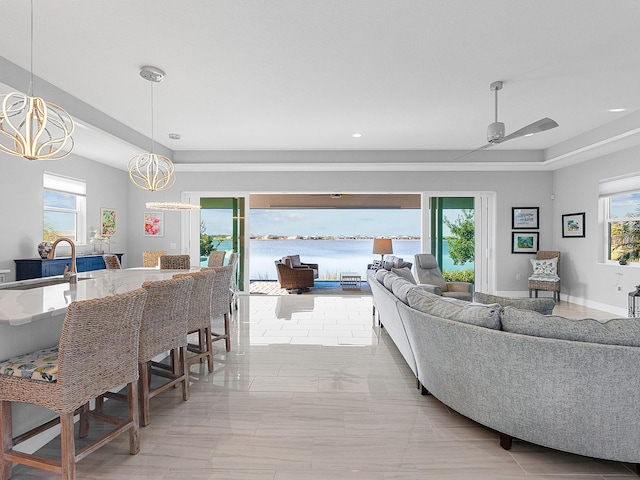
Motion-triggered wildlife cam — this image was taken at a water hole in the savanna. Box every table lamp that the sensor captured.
[372,238,393,261]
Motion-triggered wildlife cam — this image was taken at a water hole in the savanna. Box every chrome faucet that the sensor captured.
[48,237,77,283]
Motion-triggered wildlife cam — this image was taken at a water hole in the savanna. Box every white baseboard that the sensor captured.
[496,291,627,317]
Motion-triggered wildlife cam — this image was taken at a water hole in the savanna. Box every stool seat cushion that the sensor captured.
[0,345,59,382]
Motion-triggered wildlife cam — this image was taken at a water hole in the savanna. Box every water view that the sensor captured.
[205,239,473,281]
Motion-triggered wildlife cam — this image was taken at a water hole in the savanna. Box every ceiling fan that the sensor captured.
[460,81,559,158]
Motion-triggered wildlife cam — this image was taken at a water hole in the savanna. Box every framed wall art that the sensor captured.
[144,212,164,237]
[100,208,117,236]
[512,207,539,229]
[512,231,539,254]
[562,212,585,238]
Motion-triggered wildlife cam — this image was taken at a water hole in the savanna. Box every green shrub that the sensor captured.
[442,269,474,283]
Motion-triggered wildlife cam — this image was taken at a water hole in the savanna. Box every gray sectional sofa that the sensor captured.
[369,268,640,469]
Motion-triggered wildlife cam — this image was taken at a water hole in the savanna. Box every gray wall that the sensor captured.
[552,145,640,315]
[0,151,130,280]
[3,146,640,314]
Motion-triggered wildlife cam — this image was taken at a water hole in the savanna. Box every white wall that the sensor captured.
[553,145,640,315]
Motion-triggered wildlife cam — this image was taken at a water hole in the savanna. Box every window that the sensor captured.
[43,173,87,244]
[600,174,640,263]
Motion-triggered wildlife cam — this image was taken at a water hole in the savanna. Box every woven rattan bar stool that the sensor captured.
[142,250,166,268]
[174,269,217,373]
[0,289,147,480]
[207,250,226,267]
[204,265,233,352]
[159,255,191,269]
[227,252,239,312]
[98,277,194,426]
[103,254,121,269]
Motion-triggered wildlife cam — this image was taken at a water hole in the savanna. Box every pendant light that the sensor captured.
[0,0,75,160]
[128,66,175,191]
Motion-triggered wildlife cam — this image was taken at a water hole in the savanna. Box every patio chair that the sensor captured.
[275,260,314,291]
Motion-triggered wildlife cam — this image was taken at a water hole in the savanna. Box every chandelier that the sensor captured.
[0,1,74,160]
[128,66,175,191]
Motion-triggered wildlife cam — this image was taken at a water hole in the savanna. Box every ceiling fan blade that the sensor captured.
[454,143,494,160]
[496,117,559,144]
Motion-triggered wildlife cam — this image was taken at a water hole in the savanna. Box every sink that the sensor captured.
[0,277,90,290]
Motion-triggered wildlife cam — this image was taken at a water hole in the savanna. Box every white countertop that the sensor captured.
[0,268,197,326]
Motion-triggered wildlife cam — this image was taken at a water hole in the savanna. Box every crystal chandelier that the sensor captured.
[128,66,175,191]
[0,1,74,160]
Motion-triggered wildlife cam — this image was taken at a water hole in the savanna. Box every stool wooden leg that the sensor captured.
[180,346,189,402]
[139,363,151,427]
[79,403,89,438]
[205,327,214,373]
[60,412,76,480]
[1,401,13,480]
[224,313,231,352]
[128,381,140,455]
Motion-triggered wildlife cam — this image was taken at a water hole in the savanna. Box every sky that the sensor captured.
[201,208,422,237]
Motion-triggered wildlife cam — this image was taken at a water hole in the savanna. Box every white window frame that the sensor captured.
[43,172,87,245]
[599,173,640,265]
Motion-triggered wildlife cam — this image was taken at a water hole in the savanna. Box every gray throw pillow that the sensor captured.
[392,267,417,284]
[500,306,640,347]
[474,292,555,315]
[407,288,501,330]
[391,276,417,304]
[382,271,397,291]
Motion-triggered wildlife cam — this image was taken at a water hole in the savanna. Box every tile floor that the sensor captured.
[10,295,638,479]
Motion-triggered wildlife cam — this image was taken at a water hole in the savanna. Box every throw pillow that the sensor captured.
[392,267,417,284]
[375,269,389,283]
[474,292,555,315]
[529,258,559,281]
[382,271,397,291]
[407,288,501,330]
[391,277,417,304]
[500,306,640,347]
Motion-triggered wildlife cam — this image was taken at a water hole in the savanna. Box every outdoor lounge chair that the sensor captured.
[275,260,315,292]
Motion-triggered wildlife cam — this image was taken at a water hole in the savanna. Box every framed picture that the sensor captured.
[512,207,539,229]
[562,212,585,238]
[512,232,539,254]
[100,208,117,236]
[144,212,164,237]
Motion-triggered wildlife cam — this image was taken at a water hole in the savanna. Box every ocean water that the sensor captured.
[205,239,472,280]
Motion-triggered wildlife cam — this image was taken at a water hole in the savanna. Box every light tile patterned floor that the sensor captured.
[10,295,638,479]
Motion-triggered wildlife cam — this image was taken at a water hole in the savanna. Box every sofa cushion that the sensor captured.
[382,271,397,291]
[392,267,416,284]
[0,346,59,382]
[474,292,555,315]
[391,276,417,304]
[501,306,640,347]
[375,269,389,283]
[407,288,501,330]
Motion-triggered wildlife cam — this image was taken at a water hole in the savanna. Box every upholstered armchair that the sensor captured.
[281,255,319,279]
[413,253,473,301]
[275,260,315,291]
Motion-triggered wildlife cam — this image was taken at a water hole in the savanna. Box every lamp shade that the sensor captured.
[372,238,393,255]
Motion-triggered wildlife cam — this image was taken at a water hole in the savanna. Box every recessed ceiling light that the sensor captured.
[608,108,627,113]
[352,133,362,138]
[524,133,534,137]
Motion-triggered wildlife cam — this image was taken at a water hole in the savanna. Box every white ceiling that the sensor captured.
[1,0,639,168]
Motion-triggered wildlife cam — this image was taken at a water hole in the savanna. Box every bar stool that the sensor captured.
[204,265,233,352]
[207,250,226,267]
[174,269,216,373]
[137,276,193,426]
[103,254,121,269]
[227,252,239,312]
[159,255,190,269]
[0,288,147,480]
[142,250,166,267]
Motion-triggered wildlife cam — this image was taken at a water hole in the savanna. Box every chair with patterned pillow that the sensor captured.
[528,251,561,302]
[0,289,148,480]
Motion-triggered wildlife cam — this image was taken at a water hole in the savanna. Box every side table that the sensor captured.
[340,272,362,290]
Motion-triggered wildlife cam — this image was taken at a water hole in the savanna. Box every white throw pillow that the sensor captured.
[530,258,557,277]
